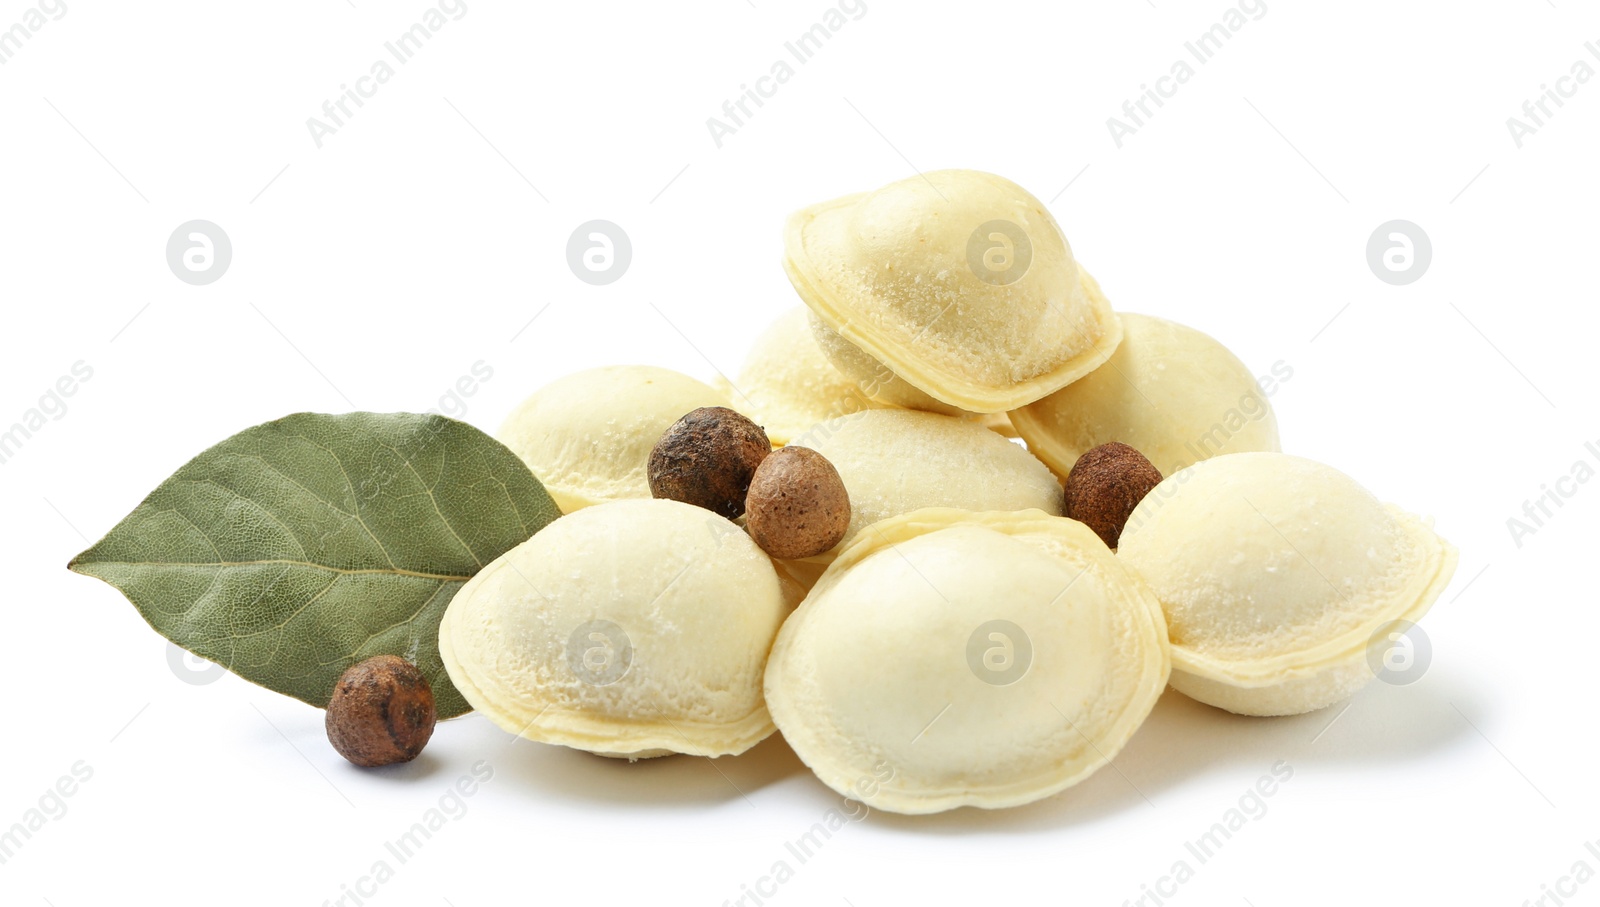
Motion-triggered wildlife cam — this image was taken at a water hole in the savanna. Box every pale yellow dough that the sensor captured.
[1011,313,1281,479]
[496,366,725,513]
[734,307,894,446]
[783,169,1122,413]
[438,499,788,758]
[789,409,1063,565]
[1118,453,1457,716]
[765,508,1171,814]
[805,309,969,416]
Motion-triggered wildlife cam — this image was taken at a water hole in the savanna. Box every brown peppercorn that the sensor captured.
[745,447,852,559]
[648,406,771,519]
[1063,442,1164,550]
[325,655,437,767]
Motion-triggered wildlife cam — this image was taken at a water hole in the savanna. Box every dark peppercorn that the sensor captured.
[648,407,771,519]
[325,655,437,767]
[1063,442,1164,549]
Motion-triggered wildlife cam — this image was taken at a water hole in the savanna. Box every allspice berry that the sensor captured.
[325,655,437,767]
[745,447,851,559]
[1063,442,1163,550]
[648,406,771,519]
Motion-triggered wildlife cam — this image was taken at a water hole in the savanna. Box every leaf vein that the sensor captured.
[79,559,469,582]
[283,426,402,571]
[399,443,483,570]
[320,579,456,668]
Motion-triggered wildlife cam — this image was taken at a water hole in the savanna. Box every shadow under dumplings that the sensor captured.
[489,730,808,810]
[859,664,1481,835]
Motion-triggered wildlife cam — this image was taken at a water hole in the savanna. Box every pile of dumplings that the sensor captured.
[439,170,1457,815]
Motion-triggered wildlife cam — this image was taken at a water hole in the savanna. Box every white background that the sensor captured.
[3,1,1596,905]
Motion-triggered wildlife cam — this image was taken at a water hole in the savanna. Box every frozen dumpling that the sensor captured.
[783,170,1121,413]
[497,366,726,513]
[805,309,969,416]
[439,499,788,758]
[790,409,1063,564]
[765,508,1170,814]
[1117,453,1457,716]
[734,307,893,446]
[1011,313,1281,478]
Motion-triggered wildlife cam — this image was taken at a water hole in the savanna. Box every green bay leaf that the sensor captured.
[68,412,560,718]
